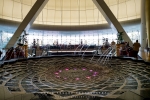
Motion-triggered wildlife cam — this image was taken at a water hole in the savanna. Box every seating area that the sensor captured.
[0,56,150,99]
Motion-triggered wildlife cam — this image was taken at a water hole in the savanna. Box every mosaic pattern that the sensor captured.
[0,57,150,99]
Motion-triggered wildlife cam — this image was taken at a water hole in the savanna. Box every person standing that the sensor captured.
[111,40,116,48]
[32,39,36,56]
[133,40,141,59]
[0,50,2,58]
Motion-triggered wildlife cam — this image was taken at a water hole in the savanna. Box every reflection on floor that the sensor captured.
[138,49,148,61]
[0,56,150,100]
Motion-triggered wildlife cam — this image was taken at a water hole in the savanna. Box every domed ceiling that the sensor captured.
[0,0,140,26]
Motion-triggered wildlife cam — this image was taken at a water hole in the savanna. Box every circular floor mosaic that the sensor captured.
[45,60,111,84]
[0,57,150,99]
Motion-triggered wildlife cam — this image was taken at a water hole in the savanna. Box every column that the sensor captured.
[145,0,150,61]
[146,0,150,47]
[140,0,147,51]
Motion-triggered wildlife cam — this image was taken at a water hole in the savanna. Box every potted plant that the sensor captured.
[117,31,124,44]
[116,31,124,56]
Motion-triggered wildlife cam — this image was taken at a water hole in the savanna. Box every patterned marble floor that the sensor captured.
[0,56,150,99]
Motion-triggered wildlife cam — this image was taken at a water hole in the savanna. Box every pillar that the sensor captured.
[140,0,147,51]
[146,0,150,61]
[146,0,150,47]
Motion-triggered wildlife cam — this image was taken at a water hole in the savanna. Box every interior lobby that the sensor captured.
[0,0,150,100]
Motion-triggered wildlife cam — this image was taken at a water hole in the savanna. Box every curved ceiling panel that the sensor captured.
[0,0,141,26]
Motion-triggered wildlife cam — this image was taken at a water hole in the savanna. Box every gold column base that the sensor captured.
[116,44,121,56]
[23,45,28,58]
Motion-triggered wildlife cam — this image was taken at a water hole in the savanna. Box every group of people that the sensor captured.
[100,39,141,59]
[100,40,117,51]
[5,46,25,60]
[0,39,142,60]
[120,40,141,59]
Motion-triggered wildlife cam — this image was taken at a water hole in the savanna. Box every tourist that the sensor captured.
[133,40,141,59]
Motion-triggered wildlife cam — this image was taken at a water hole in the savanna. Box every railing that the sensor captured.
[1,44,113,61]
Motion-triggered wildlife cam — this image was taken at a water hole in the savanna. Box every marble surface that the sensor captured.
[0,56,150,100]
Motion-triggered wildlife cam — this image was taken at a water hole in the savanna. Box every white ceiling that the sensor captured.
[0,0,141,26]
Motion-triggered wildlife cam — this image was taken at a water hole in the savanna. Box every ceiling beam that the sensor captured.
[92,0,133,45]
[5,0,49,49]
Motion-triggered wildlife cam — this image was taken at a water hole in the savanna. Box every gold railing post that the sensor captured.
[116,44,120,56]
[24,45,28,58]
